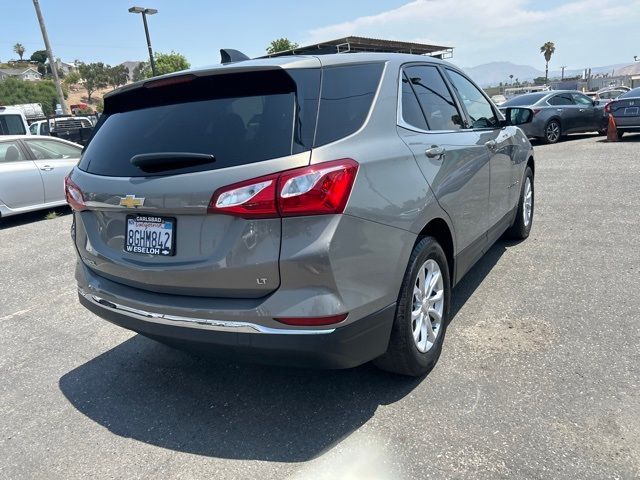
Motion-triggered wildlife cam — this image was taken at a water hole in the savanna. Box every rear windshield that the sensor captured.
[0,114,26,135]
[79,69,320,177]
[502,93,548,106]
[79,63,383,177]
[620,87,640,99]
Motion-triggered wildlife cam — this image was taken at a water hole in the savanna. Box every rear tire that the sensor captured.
[506,166,534,240]
[374,237,451,377]
[543,120,561,144]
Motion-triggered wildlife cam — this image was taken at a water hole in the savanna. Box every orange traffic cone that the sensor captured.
[606,114,618,142]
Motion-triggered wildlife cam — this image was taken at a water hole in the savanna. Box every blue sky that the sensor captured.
[2,0,639,70]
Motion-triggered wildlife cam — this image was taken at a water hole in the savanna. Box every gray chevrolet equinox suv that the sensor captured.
[67,53,535,376]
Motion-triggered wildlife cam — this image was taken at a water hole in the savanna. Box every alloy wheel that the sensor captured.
[523,177,533,227]
[411,259,444,353]
[546,122,560,143]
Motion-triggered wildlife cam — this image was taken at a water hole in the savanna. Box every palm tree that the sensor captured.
[13,43,26,61]
[509,74,514,85]
[540,41,556,84]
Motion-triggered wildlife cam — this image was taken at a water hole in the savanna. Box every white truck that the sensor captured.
[0,106,31,135]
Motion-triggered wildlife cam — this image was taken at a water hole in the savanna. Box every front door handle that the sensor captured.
[485,140,497,151]
[556,108,564,112]
[425,146,446,159]
[579,108,586,112]
[40,165,54,171]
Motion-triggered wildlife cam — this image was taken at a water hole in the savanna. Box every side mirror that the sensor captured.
[504,107,534,126]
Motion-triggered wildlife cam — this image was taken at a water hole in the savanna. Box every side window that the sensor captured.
[314,63,384,147]
[0,115,27,135]
[446,69,499,129]
[571,93,593,106]
[30,123,38,135]
[400,72,428,130]
[0,141,26,163]
[548,94,574,106]
[24,139,82,160]
[404,65,463,131]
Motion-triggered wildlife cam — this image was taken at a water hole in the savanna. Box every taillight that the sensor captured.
[274,313,348,326]
[64,175,87,211]
[208,159,359,219]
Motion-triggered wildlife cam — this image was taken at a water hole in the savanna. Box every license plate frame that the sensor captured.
[124,215,176,256]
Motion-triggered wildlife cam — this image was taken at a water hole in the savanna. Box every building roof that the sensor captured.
[264,36,454,59]
[0,67,41,76]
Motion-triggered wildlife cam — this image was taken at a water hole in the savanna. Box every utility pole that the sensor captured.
[32,0,68,114]
[560,66,567,80]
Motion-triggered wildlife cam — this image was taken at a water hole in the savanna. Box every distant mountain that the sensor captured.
[463,62,543,87]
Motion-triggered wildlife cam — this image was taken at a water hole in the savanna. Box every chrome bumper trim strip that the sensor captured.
[78,288,335,335]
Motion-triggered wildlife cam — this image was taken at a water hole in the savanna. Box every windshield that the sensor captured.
[502,93,548,106]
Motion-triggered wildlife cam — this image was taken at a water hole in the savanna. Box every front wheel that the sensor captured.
[374,237,451,376]
[543,120,561,144]
[506,166,534,240]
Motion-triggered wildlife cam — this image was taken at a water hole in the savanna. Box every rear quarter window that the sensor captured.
[0,115,26,135]
[314,63,384,146]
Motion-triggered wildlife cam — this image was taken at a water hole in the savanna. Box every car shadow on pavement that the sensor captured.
[59,336,421,462]
[58,237,515,462]
[0,206,70,230]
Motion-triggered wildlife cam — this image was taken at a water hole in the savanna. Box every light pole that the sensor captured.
[128,6,158,77]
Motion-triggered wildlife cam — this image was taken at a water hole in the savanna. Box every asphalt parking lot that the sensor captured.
[1,134,639,479]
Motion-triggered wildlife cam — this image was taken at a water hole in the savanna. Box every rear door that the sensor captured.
[547,93,580,132]
[70,65,321,298]
[571,92,599,131]
[0,140,44,209]
[23,138,81,203]
[396,64,489,269]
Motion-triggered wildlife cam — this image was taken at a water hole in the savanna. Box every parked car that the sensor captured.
[0,106,30,135]
[593,87,631,106]
[605,86,640,139]
[501,90,607,143]
[0,135,81,217]
[67,53,535,376]
[491,94,507,106]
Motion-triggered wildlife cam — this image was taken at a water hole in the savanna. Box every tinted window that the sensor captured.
[404,65,463,131]
[80,69,320,177]
[0,115,26,135]
[620,87,640,99]
[572,93,593,106]
[0,141,26,162]
[502,93,547,106]
[25,139,82,160]
[400,73,428,130]
[314,63,384,146]
[446,70,499,128]
[548,94,574,106]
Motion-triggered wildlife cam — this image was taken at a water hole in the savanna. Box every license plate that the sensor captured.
[125,215,175,256]
[624,107,639,116]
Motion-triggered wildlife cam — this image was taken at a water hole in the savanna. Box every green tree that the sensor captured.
[540,41,556,84]
[0,77,64,115]
[136,51,190,79]
[13,43,26,61]
[30,50,47,64]
[78,62,108,102]
[132,62,146,82]
[106,64,129,88]
[62,71,81,88]
[266,38,298,54]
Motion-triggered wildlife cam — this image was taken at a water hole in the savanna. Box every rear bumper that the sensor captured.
[79,290,395,369]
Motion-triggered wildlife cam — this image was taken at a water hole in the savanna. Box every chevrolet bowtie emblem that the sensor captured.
[119,195,145,208]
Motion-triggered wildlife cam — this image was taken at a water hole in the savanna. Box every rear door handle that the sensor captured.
[40,165,54,171]
[485,140,497,151]
[556,108,564,112]
[425,146,445,159]
[579,108,586,112]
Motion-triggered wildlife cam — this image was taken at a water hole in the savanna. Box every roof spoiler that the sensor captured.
[220,49,250,65]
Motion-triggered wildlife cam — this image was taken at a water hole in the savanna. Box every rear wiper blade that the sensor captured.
[130,152,215,172]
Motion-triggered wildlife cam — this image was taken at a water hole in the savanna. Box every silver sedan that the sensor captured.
[0,135,81,217]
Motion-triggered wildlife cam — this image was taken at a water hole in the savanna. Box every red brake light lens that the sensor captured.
[144,74,195,89]
[208,159,359,219]
[65,175,87,211]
